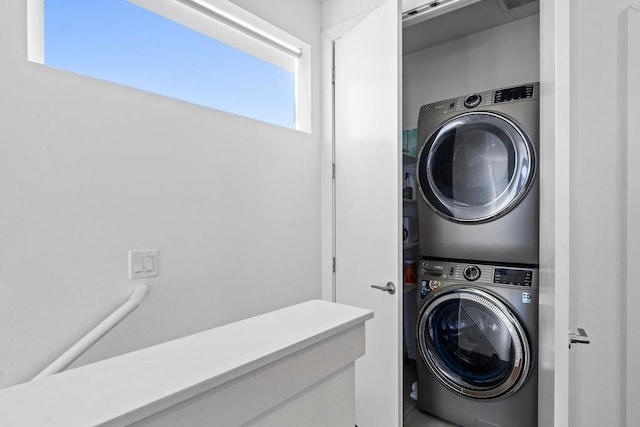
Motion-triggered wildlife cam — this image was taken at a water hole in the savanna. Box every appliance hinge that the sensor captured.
[331,40,336,84]
[332,257,336,273]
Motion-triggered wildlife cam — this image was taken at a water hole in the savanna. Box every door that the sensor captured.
[540,1,640,426]
[417,287,532,399]
[333,0,401,426]
[417,112,536,222]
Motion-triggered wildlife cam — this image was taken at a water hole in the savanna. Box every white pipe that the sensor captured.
[33,284,149,380]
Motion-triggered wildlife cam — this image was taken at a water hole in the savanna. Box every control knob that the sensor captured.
[463,265,481,281]
[464,94,482,108]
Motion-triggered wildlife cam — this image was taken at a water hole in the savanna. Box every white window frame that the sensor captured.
[26,0,312,132]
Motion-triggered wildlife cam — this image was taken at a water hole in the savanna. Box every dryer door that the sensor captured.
[417,287,531,399]
[417,112,535,222]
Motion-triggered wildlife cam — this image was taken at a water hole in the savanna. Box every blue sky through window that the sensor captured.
[44,0,296,128]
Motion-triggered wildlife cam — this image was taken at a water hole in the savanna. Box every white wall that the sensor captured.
[0,0,321,388]
[402,14,540,129]
[322,0,387,29]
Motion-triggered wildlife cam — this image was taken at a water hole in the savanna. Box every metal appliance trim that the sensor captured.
[417,286,532,399]
[416,111,536,223]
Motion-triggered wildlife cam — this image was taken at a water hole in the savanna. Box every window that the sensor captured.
[28,0,311,131]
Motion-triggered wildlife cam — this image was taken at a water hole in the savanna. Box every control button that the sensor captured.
[428,280,441,290]
[449,267,455,276]
[421,280,429,298]
[464,94,481,108]
[463,265,481,281]
[423,268,443,277]
[449,102,455,109]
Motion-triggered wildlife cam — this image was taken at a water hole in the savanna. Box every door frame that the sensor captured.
[625,4,640,424]
[319,0,572,425]
[538,0,572,425]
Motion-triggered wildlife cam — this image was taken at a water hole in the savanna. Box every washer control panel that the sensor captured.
[418,260,537,298]
[494,268,533,286]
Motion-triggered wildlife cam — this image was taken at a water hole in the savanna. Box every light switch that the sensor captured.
[145,256,155,272]
[134,256,144,273]
[129,249,159,279]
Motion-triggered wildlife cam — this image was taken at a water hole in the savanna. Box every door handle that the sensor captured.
[371,282,396,295]
[569,328,590,349]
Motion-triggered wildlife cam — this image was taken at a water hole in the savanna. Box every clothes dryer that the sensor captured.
[416,259,538,427]
[416,83,539,265]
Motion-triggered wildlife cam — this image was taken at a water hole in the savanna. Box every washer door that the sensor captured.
[417,112,535,222]
[417,287,531,399]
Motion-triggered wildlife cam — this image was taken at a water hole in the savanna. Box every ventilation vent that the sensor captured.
[497,0,537,10]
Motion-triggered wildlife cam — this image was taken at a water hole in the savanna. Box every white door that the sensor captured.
[333,1,401,426]
[540,1,640,426]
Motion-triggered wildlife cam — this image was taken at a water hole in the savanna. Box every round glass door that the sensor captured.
[417,287,531,399]
[417,112,535,222]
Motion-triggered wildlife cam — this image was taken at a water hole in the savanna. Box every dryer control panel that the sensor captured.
[494,84,535,103]
[423,82,539,116]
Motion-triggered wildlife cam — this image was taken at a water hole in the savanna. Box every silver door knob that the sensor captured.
[569,328,590,349]
[371,282,396,295]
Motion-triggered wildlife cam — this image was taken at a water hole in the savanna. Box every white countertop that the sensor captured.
[0,299,373,426]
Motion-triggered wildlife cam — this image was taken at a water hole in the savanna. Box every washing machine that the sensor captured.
[416,259,538,427]
[416,83,539,266]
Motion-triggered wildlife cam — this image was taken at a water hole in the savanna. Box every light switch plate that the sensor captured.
[129,249,158,279]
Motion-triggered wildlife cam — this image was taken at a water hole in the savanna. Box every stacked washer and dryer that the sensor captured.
[414,83,540,427]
